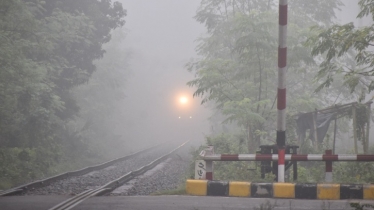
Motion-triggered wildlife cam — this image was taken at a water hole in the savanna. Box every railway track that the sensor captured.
[46,141,188,210]
[0,141,187,197]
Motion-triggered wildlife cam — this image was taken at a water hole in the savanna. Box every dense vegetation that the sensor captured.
[188,0,374,183]
[3,0,374,190]
[0,0,128,189]
[187,0,343,153]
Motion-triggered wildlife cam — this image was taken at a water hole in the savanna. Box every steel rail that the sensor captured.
[0,142,164,196]
[48,140,189,210]
[48,188,111,210]
[99,140,189,192]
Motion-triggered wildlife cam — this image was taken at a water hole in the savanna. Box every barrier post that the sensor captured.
[325,150,333,182]
[277,0,288,183]
[202,145,214,180]
[206,161,213,180]
[291,146,298,181]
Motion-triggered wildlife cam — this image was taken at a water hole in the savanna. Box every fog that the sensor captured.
[92,0,373,153]
[338,0,371,25]
[118,0,210,147]
[115,0,371,150]
[5,0,374,191]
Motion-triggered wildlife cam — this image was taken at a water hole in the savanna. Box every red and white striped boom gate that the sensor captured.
[200,150,374,182]
[201,154,374,161]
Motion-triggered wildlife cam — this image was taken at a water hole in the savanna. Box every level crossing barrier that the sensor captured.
[198,147,374,182]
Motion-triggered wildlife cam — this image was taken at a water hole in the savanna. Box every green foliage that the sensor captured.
[307,0,374,98]
[187,0,374,186]
[0,147,60,189]
[350,104,370,146]
[334,162,374,183]
[0,0,60,148]
[295,163,325,183]
[188,0,342,152]
[0,0,127,189]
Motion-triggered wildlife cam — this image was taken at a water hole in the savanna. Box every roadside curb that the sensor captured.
[186,180,374,200]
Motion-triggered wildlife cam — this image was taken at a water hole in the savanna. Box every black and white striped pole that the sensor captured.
[277,0,288,183]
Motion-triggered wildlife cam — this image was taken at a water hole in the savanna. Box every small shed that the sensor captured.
[295,101,372,154]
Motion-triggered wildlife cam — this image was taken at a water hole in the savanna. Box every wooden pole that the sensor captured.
[333,118,337,154]
[353,105,358,154]
[313,111,318,148]
[365,103,371,154]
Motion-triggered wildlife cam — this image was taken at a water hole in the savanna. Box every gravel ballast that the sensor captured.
[111,154,190,196]
[23,144,179,196]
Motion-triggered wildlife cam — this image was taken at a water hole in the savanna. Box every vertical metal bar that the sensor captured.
[293,159,297,181]
[260,146,266,179]
[292,147,297,181]
[278,148,285,182]
[277,0,288,183]
[273,147,278,180]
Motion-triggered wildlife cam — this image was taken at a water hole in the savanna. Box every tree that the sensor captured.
[188,0,341,151]
[0,0,126,147]
[0,0,60,148]
[307,0,374,101]
[0,0,126,189]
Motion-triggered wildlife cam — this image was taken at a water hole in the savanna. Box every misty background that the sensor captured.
[118,0,209,147]
[118,0,371,151]
[3,0,374,189]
